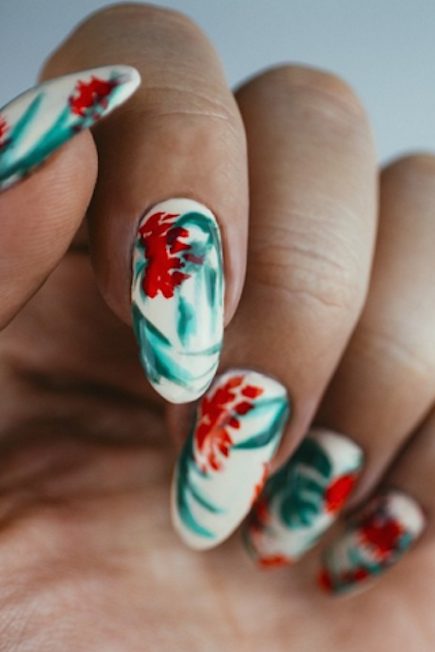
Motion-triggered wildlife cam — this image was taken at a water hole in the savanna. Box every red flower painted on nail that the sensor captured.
[139,211,203,299]
[194,375,264,473]
[69,76,117,117]
[359,513,404,561]
[0,116,9,149]
[324,473,357,513]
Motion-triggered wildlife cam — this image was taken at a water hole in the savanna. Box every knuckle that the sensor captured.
[241,64,370,133]
[251,209,367,319]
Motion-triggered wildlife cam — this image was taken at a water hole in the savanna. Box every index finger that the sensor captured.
[42,3,249,403]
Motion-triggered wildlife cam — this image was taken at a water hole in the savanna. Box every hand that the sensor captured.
[0,4,434,650]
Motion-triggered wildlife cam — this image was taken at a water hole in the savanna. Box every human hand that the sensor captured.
[0,5,434,650]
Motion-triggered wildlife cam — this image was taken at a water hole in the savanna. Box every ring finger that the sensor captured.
[246,154,435,579]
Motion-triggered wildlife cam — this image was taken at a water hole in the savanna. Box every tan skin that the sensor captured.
[1,4,435,650]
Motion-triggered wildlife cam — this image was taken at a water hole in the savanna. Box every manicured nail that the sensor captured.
[319,490,425,595]
[131,198,224,403]
[0,65,140,191]
[171,369,290,549]
[244,429,363,567]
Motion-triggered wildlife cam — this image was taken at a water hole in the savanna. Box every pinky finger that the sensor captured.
[318,417,435,596]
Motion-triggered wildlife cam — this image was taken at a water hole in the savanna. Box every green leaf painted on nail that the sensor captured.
[176,436,218,539]
[177,296,196,345]
[133,303,218,393]
[0,93,44,179]
[264,437,333,529]
[232,402,289,450]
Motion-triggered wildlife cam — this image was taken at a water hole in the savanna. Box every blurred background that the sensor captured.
[1,0,434,162]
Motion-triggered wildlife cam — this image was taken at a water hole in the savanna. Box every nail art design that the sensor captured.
[131,198,224,403]
[0,65,140,191]
[319,490,425,594]
[244,429,363,567]
[171,370,290,549]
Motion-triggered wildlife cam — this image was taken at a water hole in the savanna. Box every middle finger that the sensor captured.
[172,64,377,549]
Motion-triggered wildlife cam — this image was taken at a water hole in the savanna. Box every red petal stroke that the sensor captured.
[194,376,264,473]
[324,474,357,513]
[139,211,205,299]
[0,115,9,148]
[359,515,404,560]
[69,76,117,117]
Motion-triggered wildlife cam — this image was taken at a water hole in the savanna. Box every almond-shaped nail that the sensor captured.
[244,429,363,567]
[171,369,290,549]
[319,490,425,595]
[131,198,224,403]
[0,65,140,191]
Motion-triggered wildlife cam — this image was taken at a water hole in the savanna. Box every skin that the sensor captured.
[0,4,435,650]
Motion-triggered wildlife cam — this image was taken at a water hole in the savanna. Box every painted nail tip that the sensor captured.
[172,369,290,549]
[0,65,141,192]
[244,427,363,566]
[131,198,224,404]
[110,63,141,82]
[319,490,425,594]
[385,490,426,536]
[0,64,140,115]
[149,376,215,404]
[170,497,216,550]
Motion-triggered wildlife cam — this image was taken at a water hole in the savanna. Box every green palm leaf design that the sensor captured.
[0,93,44,179]
[176,436,219,539]
[0,98,76,184]
[132,304,196,386]
[266,437,333,529]
[232,400,289,450]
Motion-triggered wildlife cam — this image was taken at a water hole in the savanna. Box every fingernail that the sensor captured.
[319,490,425,595]
[171,369,290,549]
[243,429,363,567]
[131,198,224,403]
[0,65,140,191]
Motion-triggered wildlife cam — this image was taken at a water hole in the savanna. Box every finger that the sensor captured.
[172,65,377,550]
[172,369,290,549]
[244,428,364,567]
[42,4,249,404]
[0,66,139,193]
[319,404,435,595]
[319,154,435,502]
[247,154,435,567]
[0,65,140,326]
[319,489,425,595]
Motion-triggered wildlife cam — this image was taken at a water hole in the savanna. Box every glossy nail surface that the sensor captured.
[131,198,224,403]
[244,429,363,567]
[0,65,140,191]
[172,369,290,549]
[319,490,425,595]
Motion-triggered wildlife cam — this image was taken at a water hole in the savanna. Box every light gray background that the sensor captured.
[1,0,434,161]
